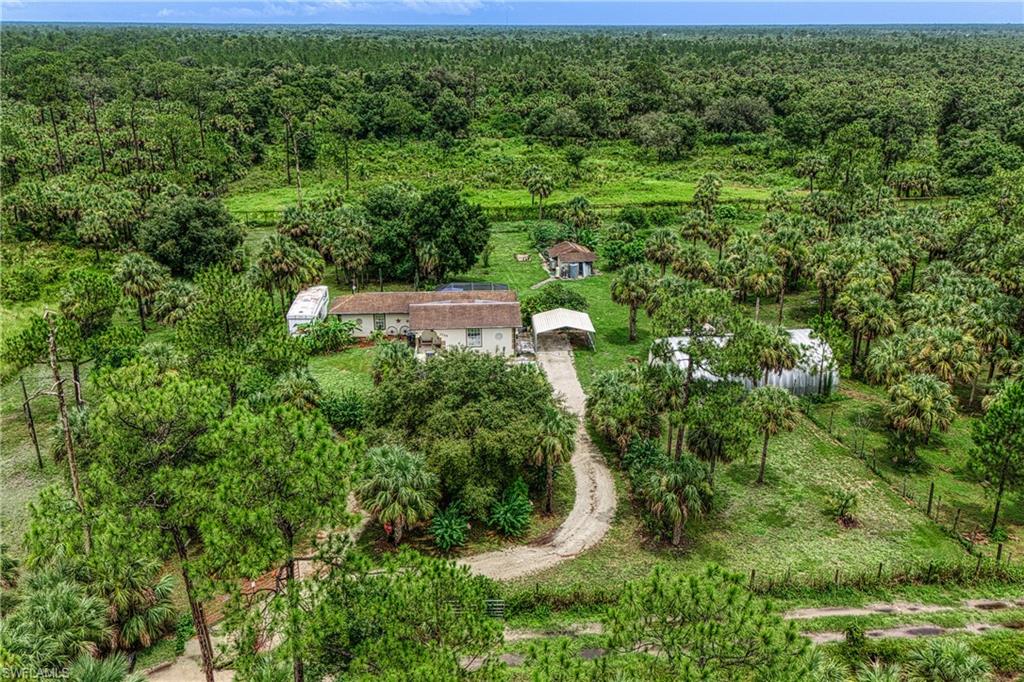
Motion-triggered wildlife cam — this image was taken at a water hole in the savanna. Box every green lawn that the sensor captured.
[223,138,791,217]
[804,381,1023,563]
[307,345,376,395]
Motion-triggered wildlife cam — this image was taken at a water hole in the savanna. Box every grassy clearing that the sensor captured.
[804,382,1023,563]
[0,362,64,551]
[307,345,376,395]
[223,138,790,216]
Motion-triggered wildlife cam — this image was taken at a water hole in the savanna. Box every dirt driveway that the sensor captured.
[460,334,616,581]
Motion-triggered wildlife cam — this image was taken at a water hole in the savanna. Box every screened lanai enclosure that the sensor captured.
[652,328,838,397]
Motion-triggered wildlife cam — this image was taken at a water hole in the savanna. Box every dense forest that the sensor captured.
[1,24,1023,682]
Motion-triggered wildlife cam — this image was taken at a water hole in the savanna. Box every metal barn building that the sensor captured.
[653,328,838,397]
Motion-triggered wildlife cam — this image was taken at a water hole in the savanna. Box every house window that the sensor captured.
[373,314,386,331]
[467,328,482,348]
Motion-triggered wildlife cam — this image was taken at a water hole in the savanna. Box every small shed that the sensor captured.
[286,285,329,335]
[532,308,596,349]
[544,241,597,279]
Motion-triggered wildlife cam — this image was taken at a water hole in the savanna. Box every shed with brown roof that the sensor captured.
[544,241,597,279]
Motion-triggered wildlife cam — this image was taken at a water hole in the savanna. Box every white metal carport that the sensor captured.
[531,308,596,349]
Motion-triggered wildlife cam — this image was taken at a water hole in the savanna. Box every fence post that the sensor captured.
[926,482,935,516]
[975,554,983,577]
[952,508,961,535]
[749,569,756,588]
[877,562,883,581]
[996,543,1003,564]
[834,568,840,586]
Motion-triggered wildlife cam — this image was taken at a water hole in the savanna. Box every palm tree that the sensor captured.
[907,325,980,391]
[705,219,734,261]
[610,263,654,342]
[152,280,194,326]
[325,207,371,291]
[527,172,554,220]
[907,638,990,682]
[741,255,782,322]
[88,556,176,654]
[671,242,713,283]
[646,455,712,546]
[969,294,1018,403]
[115,253,168,331]
[751,324,801,386]
[372,341,415,385]
[68,652,147,682]
[680,209,708,245]
[5,577,110,668]
[855,661,903,682]
[645,227,677,276]
[886,374,957,462]
[532,408,577,513]
[747,386,800,485]
[252,233,325,313]
[416,241,440,289]
[271,369,322,412]
[796,153,827,194]
[865,335,909,387]
[693,172,722,222]
[357,445,438,545]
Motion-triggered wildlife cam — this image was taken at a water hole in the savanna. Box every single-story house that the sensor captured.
[328,290,521,357]
[286,285,329,335]
[652,328,838,397]
[544,241,596,279]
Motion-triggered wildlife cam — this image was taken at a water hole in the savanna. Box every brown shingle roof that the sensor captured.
[546,241,596,263]
[329,290,516,315]
[409,300,522,330]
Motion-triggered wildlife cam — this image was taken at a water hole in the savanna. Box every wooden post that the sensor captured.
[926,481,935,516]
[902,478,907,497]
[975,554,983,577]
[877,562,883,581]
[952,508,961,535]
[995,543,1003,564]
[749,569,756,588]
[834,568,840,585]
[20,375,43,470]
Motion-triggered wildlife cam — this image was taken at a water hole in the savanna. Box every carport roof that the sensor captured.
[531,308,596,335]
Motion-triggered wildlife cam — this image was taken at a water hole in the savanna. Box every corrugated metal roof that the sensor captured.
[653,328,838,396]
[287,286,329,319]
[532,308,596,335]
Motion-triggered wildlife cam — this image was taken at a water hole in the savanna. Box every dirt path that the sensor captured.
[460,334,616,581]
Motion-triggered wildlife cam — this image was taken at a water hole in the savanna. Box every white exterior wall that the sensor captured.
[433,327,514,356]
[334,313,411,337]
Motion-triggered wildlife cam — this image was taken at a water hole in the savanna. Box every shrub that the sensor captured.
[824,486,860,525]
[521,282,589,326]
[300,318,358,354]
[529,221,567,250]
[617,206,649,231]
[0,265,43,303]
[138,195,242,276]
[647,206,676,227]
[319,389,366,431]
[174,613,195,656]
[431,504,469,552]
[490,479,532,537]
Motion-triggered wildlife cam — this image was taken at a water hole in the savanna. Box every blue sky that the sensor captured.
[2,1,1021,25]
